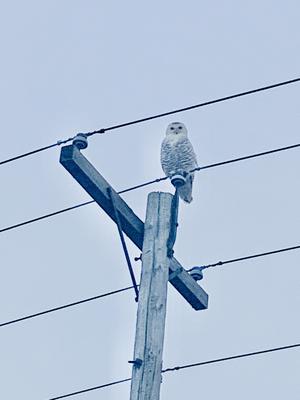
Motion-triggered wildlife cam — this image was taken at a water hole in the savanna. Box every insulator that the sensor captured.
[73,133,88,149]
[171,174,186,188]
[189,266,204,281]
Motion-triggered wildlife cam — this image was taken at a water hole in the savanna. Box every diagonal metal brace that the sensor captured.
[107,187,139,302]
[167,189,179,258]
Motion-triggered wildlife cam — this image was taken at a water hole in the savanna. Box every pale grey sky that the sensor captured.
[0,1,299,399]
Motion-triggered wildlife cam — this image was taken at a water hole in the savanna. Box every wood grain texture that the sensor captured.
[130,192,172,400]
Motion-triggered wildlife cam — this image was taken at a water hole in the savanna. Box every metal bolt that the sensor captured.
[128,358,143,368]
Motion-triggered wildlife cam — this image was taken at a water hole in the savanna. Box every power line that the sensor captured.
[193,142,300,172]
[0,286,134,328]
[0,138,75,167]
[0,200,95,234]
[162,343,300,373]
[48,343,300,399]
[1,141,299,234]
[1,243,299,329]
[1,77,299,168]
[201,244,300,270]
[48,378,132,400]
[86,77,300,134]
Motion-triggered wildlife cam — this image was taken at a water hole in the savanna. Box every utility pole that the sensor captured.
[130,192,172,400]
[60,135,209,399]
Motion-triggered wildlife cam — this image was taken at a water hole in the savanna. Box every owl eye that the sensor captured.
[178,126,182,129]
[170,127,175,130]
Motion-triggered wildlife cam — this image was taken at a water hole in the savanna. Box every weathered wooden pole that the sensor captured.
[130,192,173,400]
[60,142,208,398]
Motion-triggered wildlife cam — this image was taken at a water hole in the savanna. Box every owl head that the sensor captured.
[166,122,188,136]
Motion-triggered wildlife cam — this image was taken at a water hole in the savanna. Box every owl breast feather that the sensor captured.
[160,135,197,177]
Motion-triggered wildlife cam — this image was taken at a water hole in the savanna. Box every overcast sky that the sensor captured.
[0,1,299,399]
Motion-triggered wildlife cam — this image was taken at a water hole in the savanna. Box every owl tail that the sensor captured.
[177,175,193,203]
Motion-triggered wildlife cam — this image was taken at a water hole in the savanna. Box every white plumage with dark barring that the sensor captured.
[160,122,198,203]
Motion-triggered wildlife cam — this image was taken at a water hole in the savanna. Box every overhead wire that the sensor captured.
[1,141,299,234]
[85,77,300,134]
[0,286,134,328]
[0,200,95,234]
[200,244,300,270]
[0,137,75,167]
[48,378,132,400]
[0,77,299,168]
[161,343,300,373]
[1,243,299,329]
[48,343,300,399]
[192,142,300,172]
[1,78,298,399]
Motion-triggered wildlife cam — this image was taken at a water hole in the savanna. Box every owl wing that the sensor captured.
[161,136,198,176]
[161,136,198,203]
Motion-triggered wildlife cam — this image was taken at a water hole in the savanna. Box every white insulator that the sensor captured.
[73,133,88,150]
[189,266,204,281]
[171,174,186,188]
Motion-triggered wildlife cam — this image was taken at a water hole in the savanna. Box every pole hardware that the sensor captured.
[170,172,186,189]
[189,266,205,281]
[107,187,139,302]
[167,190,179,258]
[128,358,143,368]
[73,133,88,150]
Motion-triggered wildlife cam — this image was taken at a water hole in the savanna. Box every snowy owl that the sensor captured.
[160,122,198,203]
